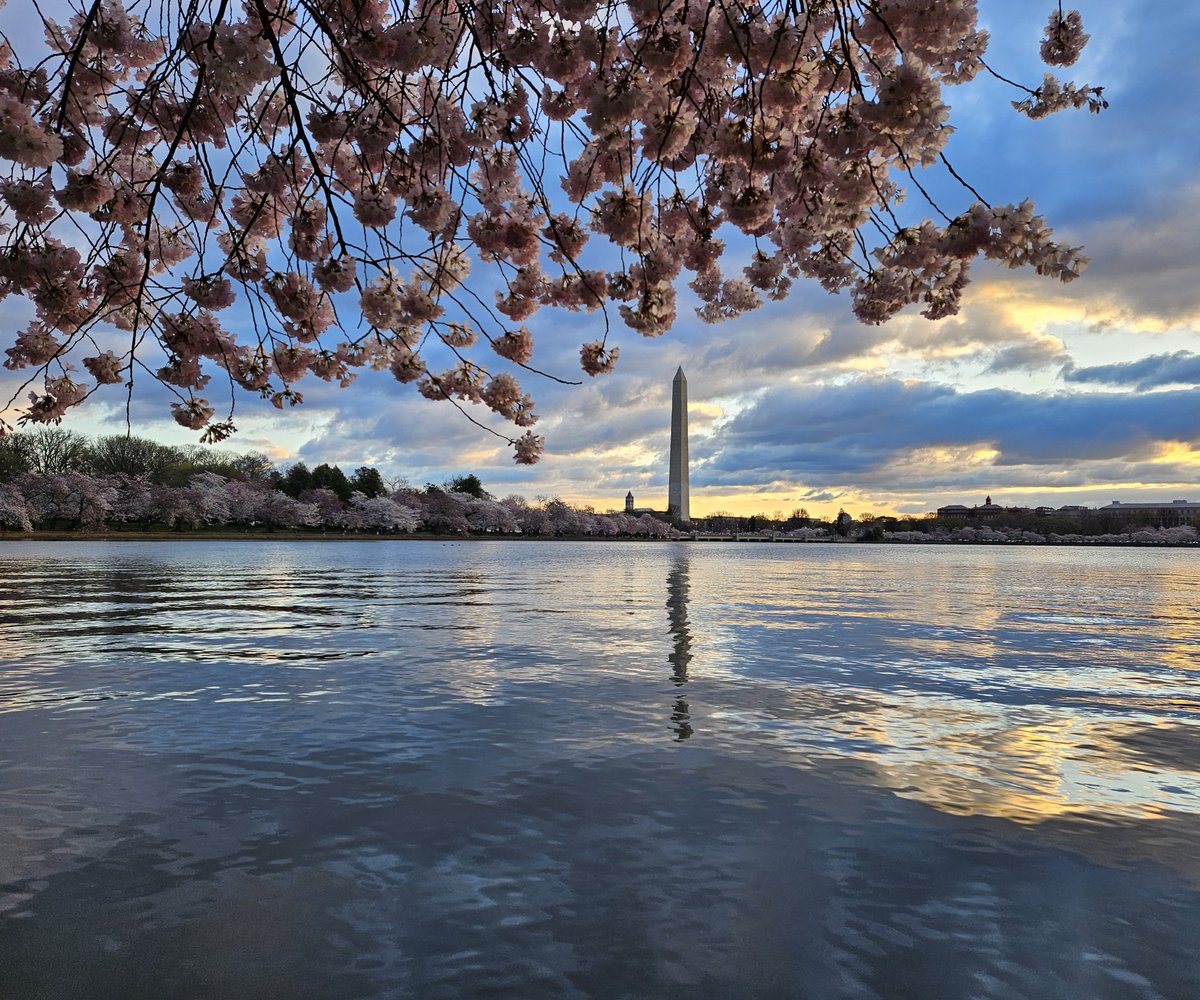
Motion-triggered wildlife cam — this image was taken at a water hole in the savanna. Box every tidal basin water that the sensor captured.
[2,541,1199,999]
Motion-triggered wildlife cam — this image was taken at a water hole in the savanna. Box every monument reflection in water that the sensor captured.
[666,557,694,741]
[1,539,1200,1000]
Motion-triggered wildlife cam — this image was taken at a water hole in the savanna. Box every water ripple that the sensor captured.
[2,540,1200,998]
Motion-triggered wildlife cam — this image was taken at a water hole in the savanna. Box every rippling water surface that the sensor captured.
[2,540,1199,999]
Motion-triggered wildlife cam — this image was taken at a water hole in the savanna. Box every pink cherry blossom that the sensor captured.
[492,326,534,364]
[314,255,358,294]
[580,341,620,376]
[512,430,544,465]
[181,275,237,310]
[1041,10,1090,67]
[171,398,215,430]
[0,177,55,224]
[0,1,1103,463]
[83,351,125,385]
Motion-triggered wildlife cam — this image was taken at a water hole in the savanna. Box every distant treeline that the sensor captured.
[881,524,1198,546]
[0,429,675,537]
[864,510,1200,544]
[4,429,1194,544]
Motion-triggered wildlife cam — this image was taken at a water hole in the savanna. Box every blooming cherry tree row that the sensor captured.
[885,524,1200,546]
[0,1,1102,459]
[0,468,676,536]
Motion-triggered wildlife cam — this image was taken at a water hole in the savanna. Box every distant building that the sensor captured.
[623,491,658,517]
[934,498,1200,527]
[1028,505,1088,519]
[936,496,1026,520]
[975,495,1004,519]
[930,495,1200,530]
[936,496,1004,519]
[1099,500,1200,526]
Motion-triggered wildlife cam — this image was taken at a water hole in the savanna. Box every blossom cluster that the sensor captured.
[0,1,1100,461]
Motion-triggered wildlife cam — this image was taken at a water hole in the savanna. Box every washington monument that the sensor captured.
[668,366,690,523]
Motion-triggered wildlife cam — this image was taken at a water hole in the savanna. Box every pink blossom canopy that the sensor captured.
[0,0,1102,461]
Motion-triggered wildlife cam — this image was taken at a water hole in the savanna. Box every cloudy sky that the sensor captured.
[5,1,1199,518]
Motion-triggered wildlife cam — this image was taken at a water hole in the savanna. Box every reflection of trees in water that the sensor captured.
[666,559,694,741]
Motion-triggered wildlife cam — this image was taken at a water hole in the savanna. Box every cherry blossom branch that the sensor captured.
[0,1,1104,460]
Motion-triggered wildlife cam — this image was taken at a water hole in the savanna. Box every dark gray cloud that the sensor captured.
[846,454,1200,499]
[985,338,1071,374]
[707,377,1200,487]
[1063,351,1200,391]
[1067,187,1200,328]
[798,489,843,503]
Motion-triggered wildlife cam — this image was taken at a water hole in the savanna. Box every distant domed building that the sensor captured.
[976,495,1004,519]
[936,495,1021,520]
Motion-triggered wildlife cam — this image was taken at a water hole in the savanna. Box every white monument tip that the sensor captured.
[675,366,686,379]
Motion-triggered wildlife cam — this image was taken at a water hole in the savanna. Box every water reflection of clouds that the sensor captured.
[5,541,1200,867]
[675,545,1200,834]
[5,541,1200,995]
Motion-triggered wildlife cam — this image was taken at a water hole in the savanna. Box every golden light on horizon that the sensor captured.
[970,276,1200,335]
[1150,440,1200,465]
[692,400,724,419]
